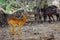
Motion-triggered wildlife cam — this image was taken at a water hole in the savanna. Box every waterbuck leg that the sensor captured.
[48,16,52,23]
[51,15,55,22]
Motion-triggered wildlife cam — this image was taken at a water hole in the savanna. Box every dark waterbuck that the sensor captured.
[41,5,59,23]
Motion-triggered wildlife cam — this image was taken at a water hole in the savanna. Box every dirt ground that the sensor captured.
[0,22,60,40]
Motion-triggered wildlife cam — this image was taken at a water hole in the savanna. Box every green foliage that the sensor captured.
[0,0,11,13]
[6,2,18,13]
[5,6,11,13]
[0,0,19,13]
[0,0,12,6]
[11,2,18,8]
[20,0,25,3]
[0,0,35,13]
[0,0,6,6]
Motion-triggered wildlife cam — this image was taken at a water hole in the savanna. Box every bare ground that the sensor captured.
[0,22,60,40]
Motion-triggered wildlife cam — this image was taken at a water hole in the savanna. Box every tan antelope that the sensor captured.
[7,13,27,36]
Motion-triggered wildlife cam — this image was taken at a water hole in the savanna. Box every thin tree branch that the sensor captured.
[0,7,23,14]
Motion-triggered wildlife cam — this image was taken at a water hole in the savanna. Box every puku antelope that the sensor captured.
[7,13,27,36]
